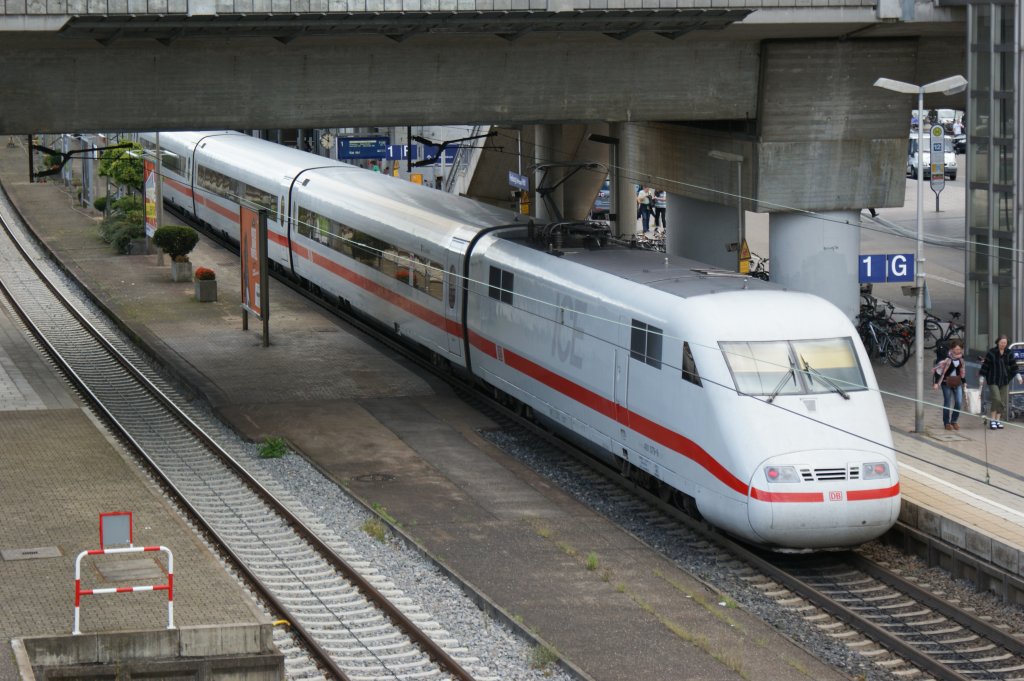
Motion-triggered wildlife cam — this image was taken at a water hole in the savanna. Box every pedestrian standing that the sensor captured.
[979,334,1022,429]
[652,189,667,232]
[636,186,653,233]
[932,339,966,430]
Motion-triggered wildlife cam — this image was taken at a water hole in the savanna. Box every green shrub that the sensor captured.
[153,225,199,262]
[111,194,142,216]
[111,222,144,254]
[93,195,108,212]
[97,214,144,254]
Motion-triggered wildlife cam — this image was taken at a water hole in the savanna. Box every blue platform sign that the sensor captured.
[421,145,459,165]
[386,144,419,161]
[508,170,529,191]
[859,254,914,283]
[338,137,389,160]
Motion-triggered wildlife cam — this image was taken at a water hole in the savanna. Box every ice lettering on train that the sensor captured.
[552,293,584,369]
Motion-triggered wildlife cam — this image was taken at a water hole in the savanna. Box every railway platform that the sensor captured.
[2,138,1024,680]
[0,260,279,678]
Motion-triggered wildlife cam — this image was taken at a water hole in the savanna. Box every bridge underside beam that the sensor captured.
[0,34,762,134]
[619,38,964,213]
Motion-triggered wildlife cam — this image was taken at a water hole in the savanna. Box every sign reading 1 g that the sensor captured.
[859,253,915,283]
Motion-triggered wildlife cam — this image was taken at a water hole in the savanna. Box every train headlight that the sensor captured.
[862,462,890,480]
[764,466,801,483]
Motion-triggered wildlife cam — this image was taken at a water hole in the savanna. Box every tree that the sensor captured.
[98,142,143,191]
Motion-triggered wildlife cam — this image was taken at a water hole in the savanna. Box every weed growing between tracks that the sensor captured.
[530,644,559,671]
[362,517,389,542]
[258,436,288,458]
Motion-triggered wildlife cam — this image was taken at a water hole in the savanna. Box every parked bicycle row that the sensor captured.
[857,290,964,368]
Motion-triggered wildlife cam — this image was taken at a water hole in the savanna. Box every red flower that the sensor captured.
[194,267,216,281]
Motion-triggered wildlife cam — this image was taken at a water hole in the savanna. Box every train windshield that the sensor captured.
[720,338,866,396]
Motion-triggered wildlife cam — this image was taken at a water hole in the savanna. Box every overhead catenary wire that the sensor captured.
[99,137,1024,498]
[485,126,1024,266]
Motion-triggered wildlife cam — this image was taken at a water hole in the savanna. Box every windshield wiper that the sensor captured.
[766,368,795,403]
[801,355,850,400]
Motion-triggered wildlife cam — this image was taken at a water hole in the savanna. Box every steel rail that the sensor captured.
[0,195,478,681]
[173,198,1024,681]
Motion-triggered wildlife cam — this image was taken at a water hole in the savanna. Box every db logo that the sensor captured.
[829,491,844,502]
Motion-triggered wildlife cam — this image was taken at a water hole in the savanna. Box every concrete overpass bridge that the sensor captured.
[1,0,966,317]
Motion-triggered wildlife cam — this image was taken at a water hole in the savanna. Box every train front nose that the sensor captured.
[747,456,901,549]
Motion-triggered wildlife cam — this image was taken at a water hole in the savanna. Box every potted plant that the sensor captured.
[194,267,217,302]
[153,225,199,282]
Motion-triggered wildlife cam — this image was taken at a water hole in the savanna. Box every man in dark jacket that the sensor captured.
[979,334,1022,429]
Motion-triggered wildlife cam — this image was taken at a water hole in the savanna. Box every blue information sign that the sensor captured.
[508,170,529,191]
[420,145,459,165]
[386,144,420,161]
[859,254,914,283]
[338,136,389,160]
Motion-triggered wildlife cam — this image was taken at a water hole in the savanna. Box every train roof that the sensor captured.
[301,164,525,234]
[503,235,777,298]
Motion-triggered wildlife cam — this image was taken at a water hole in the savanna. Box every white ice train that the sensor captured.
[141,131,900,550]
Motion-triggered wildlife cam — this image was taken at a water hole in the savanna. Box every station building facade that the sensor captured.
[964,0,1022,351]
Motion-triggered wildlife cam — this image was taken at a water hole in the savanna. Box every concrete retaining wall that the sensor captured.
[15,624,284,681]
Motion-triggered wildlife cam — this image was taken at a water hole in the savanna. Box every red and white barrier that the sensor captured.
[73,546,174,635]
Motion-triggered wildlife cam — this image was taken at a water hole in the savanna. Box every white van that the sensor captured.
[907,133,957,181]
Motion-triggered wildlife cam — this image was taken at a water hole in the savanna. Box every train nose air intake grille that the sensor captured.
[798,467,859,481]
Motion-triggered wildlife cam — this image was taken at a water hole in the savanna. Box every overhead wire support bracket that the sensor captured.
[530,161,607,223]
[410,131,497,167]
[30,141,133,179]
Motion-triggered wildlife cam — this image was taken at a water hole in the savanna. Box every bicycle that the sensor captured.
[856,302,911,367]
[748,252,769,281]
[923,311,964,350]
[631,231,665,253]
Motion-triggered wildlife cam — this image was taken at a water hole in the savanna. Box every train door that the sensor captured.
[444,237,468,356]
[614,349,628,423]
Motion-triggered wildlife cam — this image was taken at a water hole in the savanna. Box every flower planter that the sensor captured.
[170,260,192,283]
[194,279,217,302]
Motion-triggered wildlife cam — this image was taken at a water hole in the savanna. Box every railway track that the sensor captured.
[0,194,486,681]
[12,186,1024,681]
[180,203,1024,681]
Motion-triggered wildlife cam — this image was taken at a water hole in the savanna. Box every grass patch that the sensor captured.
[371,503,398,525]
[585,552,599,571]
[530,644,559,670]
[535,525,552,539]
[654,568,742,629]
[258,436,288,458]
[361,517,388,543]
[555,541,578,558]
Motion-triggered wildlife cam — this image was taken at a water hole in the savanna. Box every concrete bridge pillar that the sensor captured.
[769,210,861,320]
[534,124,563,222]
[613,124,639,237]
[664,194,739,272]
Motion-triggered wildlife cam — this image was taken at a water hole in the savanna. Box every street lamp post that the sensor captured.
[708,150,745,271]
[873,75,967,433]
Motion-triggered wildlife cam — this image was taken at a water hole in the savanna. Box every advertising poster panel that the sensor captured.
[239,205,262,319]
[143,158,157,237]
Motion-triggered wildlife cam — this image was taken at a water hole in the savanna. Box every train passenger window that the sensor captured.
[160,151,184,176]
[630,320,663,369]
[488,267,514,304]
[243,184,277,218]
[681,342,702,386]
